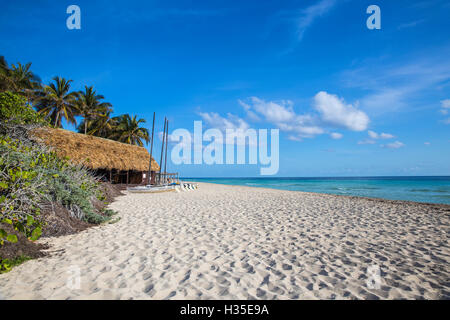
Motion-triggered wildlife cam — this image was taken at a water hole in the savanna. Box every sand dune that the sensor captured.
[0,182,449,300]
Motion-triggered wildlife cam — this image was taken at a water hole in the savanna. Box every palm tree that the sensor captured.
[10,62,42,95]
[0,56,10,92]
[35,77,79,127]
[84,110,116,137]
[109,114,150,146]
[0,57,42,99]
[76,85,112,134]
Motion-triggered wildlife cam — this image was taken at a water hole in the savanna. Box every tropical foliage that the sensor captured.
[0,56,41,101]
[76,85,112,134]
[0,54,146,272]
[35,76,79,128]
[83,109,115,137]
[0,92,114,272]
[1,55,150,147]
[109,114,150,147]
[0,92,47,126]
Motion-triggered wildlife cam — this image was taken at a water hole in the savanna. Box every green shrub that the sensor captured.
[0,135,110,224]
[0,255,32,274]
[0,92,112,271]
[0,137,44,236]
[0,134,113,270]
[0,91,47,126]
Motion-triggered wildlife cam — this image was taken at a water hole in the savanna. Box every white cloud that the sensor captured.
[397,19,426,30]
[295,125,325,136]
[198,112,258,145]
[382,141,405,149]
[199,112,249,132]
[276,116,325,140]
[239,92,370,141]
[442,99,450,109]
[357,139,376,145]
[367,130,395,140]
[380,133,395,139]
[439,99,450,122]
[330,132,343,139]
[359,130,396,145]
[360,88,409,115]
[341,54,450,116]
[314,91,370,131]
[297,0,337,40]
[287,135,303,142]
[368,130,378,139]
[240,97,324,140]
[240,97,295,123]
[239,100,261,122]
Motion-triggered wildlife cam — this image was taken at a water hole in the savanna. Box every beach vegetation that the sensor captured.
[107,114,150,147]
[0,91,47,126]
[0,91,113,272]
[34,76,79,128]
[0,56,42,103]
[1,55,151,147]
[1,54,149,271]
[0,255,32,274]
[76,85,112,134]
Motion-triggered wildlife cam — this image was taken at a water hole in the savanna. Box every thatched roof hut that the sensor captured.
[31,127,160,172]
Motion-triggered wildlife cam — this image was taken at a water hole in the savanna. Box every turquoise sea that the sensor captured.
[182,177,450,205]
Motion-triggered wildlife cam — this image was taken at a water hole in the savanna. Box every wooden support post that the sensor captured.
[110,169,112,183]
[126,170,129,185]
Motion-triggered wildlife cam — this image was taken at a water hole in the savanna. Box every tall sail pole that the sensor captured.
[164,120,169,182]
[147,112,155,185]
[159,117,167,184]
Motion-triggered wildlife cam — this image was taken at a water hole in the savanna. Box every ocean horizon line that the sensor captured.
[182,175,450,179]
[181,176,450,205]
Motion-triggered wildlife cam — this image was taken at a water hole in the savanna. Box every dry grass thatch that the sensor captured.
[31,127,160,172]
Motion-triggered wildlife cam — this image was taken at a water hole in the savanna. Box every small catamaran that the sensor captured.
[127,185,176,193]
[127,182,198,193]
[127,114,196,193]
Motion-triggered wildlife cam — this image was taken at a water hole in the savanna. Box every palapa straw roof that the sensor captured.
[31,127,160,172]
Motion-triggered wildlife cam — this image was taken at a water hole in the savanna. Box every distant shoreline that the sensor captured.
[182,177,450,206]
[182,176,450,179]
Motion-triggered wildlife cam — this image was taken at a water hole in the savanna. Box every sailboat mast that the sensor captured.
[147,112,155,184]
[164,120,169,178]
[159,117,167,184]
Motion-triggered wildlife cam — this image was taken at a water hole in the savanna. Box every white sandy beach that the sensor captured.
[0,182,449,300]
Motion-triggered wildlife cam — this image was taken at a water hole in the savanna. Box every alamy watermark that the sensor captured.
[66,5,381,31]
[66,5,81,30]
[67,265,81,290]
[366,264,381,289]
[170,121,279,175]
[367,5,381,30]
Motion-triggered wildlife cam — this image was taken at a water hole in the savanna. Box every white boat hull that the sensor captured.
[127,185,176,193]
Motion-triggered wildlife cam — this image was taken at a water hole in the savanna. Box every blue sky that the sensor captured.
[1,0,449,177]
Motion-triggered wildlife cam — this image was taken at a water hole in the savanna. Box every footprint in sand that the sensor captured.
[256,288,267,298]
[268,283,285,295]
[282,263,293,271]
[142,272,152,281]
[164,291,176,299]
[216,276,231,286]
[178,270,191,285]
